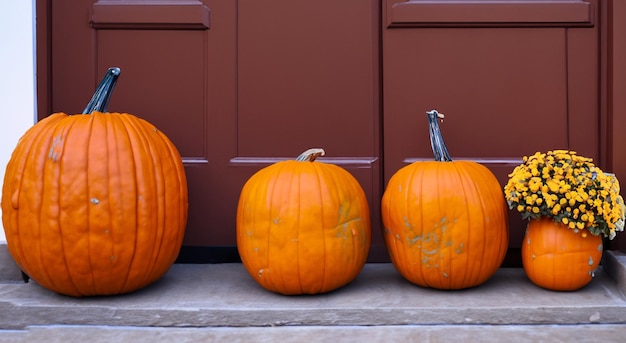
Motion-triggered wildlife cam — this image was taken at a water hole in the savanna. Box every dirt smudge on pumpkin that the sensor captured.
[48,136,63,162]
[258,268,269,278]
[403,216,464,270]
[334,202,367,242]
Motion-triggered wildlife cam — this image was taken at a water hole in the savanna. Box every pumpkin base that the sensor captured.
[522,218,603,292]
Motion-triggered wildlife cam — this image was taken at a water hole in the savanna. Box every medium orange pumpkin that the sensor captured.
[381,110,509,289]
[1,68,188,296]
[236,148,371,295]
[522,218,603,291]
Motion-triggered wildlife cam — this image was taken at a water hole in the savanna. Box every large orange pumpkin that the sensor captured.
[236,148,371,295]
[381,110,509,289]
[522,218,603,291]
[1,68,188,296]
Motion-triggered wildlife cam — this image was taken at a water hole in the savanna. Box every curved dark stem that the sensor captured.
[295,148,325,162]
[426,110,452,162]
[82,67,121,114]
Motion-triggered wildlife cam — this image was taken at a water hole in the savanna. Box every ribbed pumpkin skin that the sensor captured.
[1,111,188,297]
[236,160,371,295]
[381,160,509,289]
[522,218,602,291]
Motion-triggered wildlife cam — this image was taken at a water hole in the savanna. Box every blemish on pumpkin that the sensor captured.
[531,253,536,260]
[335,217,362,236]
[338,203,352,219]
[442,272,449,278]
[455,243,464,254]
[588,256,594,266]
[597,244,603,251]
[273,217,281,225]
[258,269,265,278]
[48,136,63,162]
[406,236,421,247]
[425,262,439,269]
[110,256,115,261]
[90,198,100,205]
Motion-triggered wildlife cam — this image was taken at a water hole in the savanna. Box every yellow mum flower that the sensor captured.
[547,180,560,193]
[505,150,625,239]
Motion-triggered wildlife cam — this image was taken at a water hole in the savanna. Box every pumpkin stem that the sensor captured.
[82,67,121,114]
[296,148,326,162]
[426,110,452,162]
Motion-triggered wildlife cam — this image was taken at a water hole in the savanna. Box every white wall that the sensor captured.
[0,1,37,242]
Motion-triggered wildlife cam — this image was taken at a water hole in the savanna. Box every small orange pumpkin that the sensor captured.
[381,110,509,289]
[522,218,603,291]
[1,68,188,296]
[236,148,371,295]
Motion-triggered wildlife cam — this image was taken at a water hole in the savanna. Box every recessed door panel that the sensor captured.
[233,0,384,260]
[383,0,599,254]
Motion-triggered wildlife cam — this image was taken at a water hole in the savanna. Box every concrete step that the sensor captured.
[1,245,626,341]
[1,324,626,343]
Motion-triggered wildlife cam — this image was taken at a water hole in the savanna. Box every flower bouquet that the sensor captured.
[504,150,625,290]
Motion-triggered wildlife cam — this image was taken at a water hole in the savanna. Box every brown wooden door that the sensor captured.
[37,0,619,264]
[38,0,385,261]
